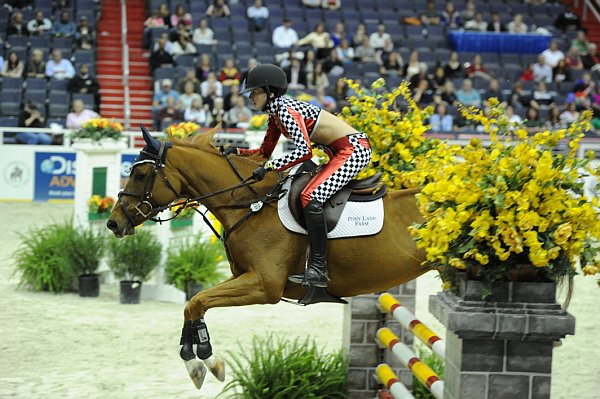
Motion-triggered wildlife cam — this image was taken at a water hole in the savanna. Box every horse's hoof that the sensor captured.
[204,354,226,382]
[183,358,207,389]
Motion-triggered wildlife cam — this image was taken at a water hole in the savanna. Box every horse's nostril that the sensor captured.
[106,219,118,231]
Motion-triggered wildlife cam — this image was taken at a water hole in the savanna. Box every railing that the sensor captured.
[121,0,131,129]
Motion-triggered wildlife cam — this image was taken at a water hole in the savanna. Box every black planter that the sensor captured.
[120,280,142,304]
[185,281,204,300]
[78,274,100,297]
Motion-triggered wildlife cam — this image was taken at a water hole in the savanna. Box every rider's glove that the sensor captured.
[252,161,273,181]
[219,145,239,156]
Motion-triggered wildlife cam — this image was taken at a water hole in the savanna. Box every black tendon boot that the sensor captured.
[288,200,329,287]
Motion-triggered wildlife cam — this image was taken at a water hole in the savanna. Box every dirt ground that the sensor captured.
[0,202,598,399]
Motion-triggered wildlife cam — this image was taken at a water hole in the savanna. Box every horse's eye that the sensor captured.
[134,172,145,181]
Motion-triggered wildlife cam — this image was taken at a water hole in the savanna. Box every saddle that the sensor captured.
[288,161,387,232]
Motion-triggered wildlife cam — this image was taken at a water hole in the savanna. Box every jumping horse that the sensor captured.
[106,126,429,390]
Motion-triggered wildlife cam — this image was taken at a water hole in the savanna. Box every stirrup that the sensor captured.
[299,286,348,305]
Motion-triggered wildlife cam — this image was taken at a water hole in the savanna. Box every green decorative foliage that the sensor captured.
[106,230,162,281]
[413,345,445,399]
[62,226,105,276]
[221,334,348,399]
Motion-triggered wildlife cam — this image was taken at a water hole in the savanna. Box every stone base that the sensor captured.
[140,283,186,304]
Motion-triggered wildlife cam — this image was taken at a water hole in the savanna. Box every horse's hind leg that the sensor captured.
[181,271,284,389]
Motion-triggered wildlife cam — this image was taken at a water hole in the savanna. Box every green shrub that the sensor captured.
[106,230,162,281]
[14,222,76,293]
[63,226,105,276]
[165,234,225,292]
[413,345,444,399]
[221,334,348,399]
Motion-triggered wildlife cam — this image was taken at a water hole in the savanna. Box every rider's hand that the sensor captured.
[219,145,238,156]
[251,161,273,181]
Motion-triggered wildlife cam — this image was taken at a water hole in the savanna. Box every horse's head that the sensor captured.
[107,125,180,237]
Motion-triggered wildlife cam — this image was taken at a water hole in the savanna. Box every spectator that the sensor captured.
[322,49,344,76]
[224,83,241,110]
[170,4,192,29]
[307,62,329,89]
[460,0,477,24]
[309,86,336,112]
[304,49,317,74]
[218,58,241,86]
[420,0,441,26]
[296,22,334,60]
[302,0,321,7]
[541,40,565,69]
[429,103,454,132]
[560,101,580,126]
[192,18,216,45]
[226,95,252,128]
[75,16,94,49]
[27,10,52,36]
[336,39,355,64]
[0,55,5,72]
[413,79,435,105]
[532,55,553,83]
[524,107,544,132]
[322,0,341,9]
[504,105,523,127]
[486,12,507,33]
[152,78,180,111]
[240,57,259,83]
[170,31,197,59]
[351,23,368,48]
[207,97,227,128]
[4,0,33,11]
[177,67,201,94]
[157,3,172,28]
[195,53,214,82]
[66,99,100,129]
[565,46,583,70]
[570,31,590,56]
[2,51,24,77]
[7,11,28,36]
[507,14,528,34]
[533,81,555,108]
[149,34,174,72]
[156,96,184,129]
[369,24,392,53]
[52,11,76,38]
[200,72,223,104]
[25,48,45,78]
[403,50,423,81]
[329,78,349,111]
[456,78,481,107]
[143,8,166,48]
[553,58,572,83]
[285,56,307,89]
[444,51,462,79]
[272,18,298,49]
[331,22,350,48]
[409,63,430,91]
[169,20,191,43]
[441,2,461,29]
[68,63,101,111]
[581,43,600,72]
[554,9,582,32]
[464,11,486,31]
[184,97,208,126]
[379,51,403,76]
[465,54,492,80]
[206,0,230,18]
[510,81,535,110]
[178,80,203,109]
[431,65,448,92]
[17,101,52,144]
[436,80,458,106]
[546,105,562,129]
[571,72,594,99]
[354,37,376,63]
[483,78,506,105]
[519,63,535,81]
[247,0,269,32]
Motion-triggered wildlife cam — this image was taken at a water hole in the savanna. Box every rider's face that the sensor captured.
[249,88,267,109]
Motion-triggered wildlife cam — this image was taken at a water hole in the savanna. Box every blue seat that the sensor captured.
[154,66,177,81]
[0,91,22,116]
[176,54,196,67]
[52,37,73,52]
[6,35,28,50]
[0,116,18,127]
[49,79,69,93]
[30,36,51,50]
[3,77,24,92]
[48,92,70,116]
[73,49,95,65]
[25,78,48,92]
[72,92,95,108]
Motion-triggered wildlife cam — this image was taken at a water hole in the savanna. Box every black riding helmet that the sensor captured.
[240,64,288,100]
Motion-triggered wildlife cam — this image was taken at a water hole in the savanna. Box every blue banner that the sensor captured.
[120,154,137,189]
[34,152,76,201]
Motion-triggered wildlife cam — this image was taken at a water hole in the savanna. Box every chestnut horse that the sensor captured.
[107,127,429,390]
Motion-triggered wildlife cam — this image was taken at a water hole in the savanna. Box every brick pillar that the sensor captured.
[429,276,575,399]
[346,281,416,399]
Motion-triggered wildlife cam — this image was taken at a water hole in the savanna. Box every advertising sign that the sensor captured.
[34,152,76,201]
[120,153,137,189]
[0,147,34,200]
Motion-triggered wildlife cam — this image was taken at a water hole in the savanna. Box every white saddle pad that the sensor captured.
[277,164,384,239]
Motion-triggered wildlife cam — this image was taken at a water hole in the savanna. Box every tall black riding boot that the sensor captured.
[288,200,329,287]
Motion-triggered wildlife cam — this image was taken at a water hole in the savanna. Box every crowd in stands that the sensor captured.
[0,0,100,144]
[141,0,600,135]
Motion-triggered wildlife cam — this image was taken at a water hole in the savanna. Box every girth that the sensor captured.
[288,161,387,232]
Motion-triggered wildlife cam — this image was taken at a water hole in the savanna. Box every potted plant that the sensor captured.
[70,117,124,142]
[106,230,162,304]
[165,121,202,139]
[408,98,600,294]
[62,226,105,297]
[165,234,225,300]
[87,195,115,221]
[13,222,76,293]
[170,201,196,229]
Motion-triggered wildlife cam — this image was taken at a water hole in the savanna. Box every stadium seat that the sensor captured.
[2,77,24,93]
[49,79,70,93]
[0,91,22,116]
[25,78,48,93]
[72,92,95,109]
[48,92,70,116]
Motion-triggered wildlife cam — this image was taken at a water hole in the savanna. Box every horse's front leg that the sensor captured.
[179,271,285,390]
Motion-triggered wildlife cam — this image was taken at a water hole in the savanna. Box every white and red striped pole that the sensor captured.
[375,363,415,399]
[378,293,446,360]
[376,327,444,399]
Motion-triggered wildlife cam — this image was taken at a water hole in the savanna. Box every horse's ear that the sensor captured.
[140,124,161,153]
